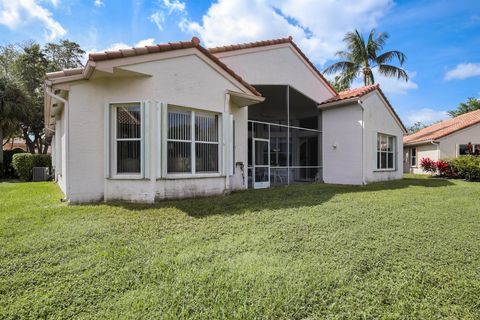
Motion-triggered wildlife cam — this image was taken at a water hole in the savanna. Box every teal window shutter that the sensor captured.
[104,103,110,178]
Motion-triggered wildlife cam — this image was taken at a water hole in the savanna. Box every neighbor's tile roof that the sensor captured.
[208,37,338,95]
[404,108,480,144]
[47,37,261,97]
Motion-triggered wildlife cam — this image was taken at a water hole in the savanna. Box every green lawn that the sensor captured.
[1,176,479,319]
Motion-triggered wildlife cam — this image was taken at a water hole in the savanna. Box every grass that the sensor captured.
[0,175,479,319]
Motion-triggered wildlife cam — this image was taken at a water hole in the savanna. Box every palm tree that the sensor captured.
[324,29,408,88]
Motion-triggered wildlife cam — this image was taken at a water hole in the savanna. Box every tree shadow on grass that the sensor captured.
[99,176,455,218]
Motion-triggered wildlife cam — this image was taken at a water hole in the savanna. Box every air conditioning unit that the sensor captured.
[33,167,50,182]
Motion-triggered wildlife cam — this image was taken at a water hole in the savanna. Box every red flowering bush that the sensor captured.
[436,159,450,176]
[420,157,437,173]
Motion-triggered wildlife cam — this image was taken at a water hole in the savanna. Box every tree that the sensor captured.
[14,42,49,154]
[328,75,350,92]
[43,39,85,72]
[407,122,428,134]
[447,97,480,118]
[324,29,408,86]
[0,77,28,175]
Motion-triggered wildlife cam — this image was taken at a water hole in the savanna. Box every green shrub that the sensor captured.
[2,149,25,178]
[448,156,480,181]
[12,153,52,181]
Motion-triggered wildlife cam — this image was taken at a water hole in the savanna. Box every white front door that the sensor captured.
[253,138,270,189]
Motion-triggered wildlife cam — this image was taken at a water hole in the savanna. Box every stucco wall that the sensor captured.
[322,92,404,185]
[62,53,249,203]
[214,45,334,103]
[438,123,480,158]
[403,144,439,174]
[362,92,404,183]
[322,104,363,185]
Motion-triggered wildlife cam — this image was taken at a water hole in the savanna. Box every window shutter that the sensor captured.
[142,101,150,179]
[161,102,168,178]
[221,112,229,176]
[228,114,234,176]
[104,103,110,178]
[155,102,161,179]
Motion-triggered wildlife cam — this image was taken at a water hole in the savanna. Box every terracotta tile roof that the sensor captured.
[404,108,480,144]
[208,36,338,95]
[318,84,407,133]
[318,84,379,105]
[46,67,83,79]
[47,37,261,97]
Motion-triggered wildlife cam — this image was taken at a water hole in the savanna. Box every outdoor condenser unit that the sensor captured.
[32,167,50,182]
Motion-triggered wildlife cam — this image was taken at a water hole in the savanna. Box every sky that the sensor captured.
[0,0,479,126]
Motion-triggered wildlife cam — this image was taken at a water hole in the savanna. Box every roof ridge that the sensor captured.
[207,36,338,95]
[47,37,261,97]
[404,107,480,144]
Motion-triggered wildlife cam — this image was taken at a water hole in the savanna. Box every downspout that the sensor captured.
[430,140,440,160]
[358,99,367,185]
[46,87,70,200]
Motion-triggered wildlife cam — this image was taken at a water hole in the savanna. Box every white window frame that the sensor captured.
[165,105,222,179]
[458,143,480,156]
[111,102,144,179]
[376,133,396,171]
[410,147,417,167]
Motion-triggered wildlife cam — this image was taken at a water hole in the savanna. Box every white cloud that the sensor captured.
[87,38,157,55]
[406,108,448,126]
[0,0,66,41]
[350,69,418,94]
[150,0,185,31]
[150,11,165,31]
[163,0,185,14]
[181,0,393,65]
[94,0,104,8]
[135,38,155,47]
[444,63,480,80]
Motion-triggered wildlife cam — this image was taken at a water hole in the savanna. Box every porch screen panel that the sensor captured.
[116,105,141,173]
[195,113,219,173]
[167,110,191,173]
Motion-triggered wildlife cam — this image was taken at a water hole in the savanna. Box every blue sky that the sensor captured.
[1,0,479,126]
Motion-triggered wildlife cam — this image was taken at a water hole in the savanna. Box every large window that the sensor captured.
[113,104,142,175]
[459,143,480,156]
[410,147,417,167]
[377,133,396,170]
[167,107,219,174]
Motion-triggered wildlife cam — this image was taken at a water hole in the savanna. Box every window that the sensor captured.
[410,147,417,167]
[377,133,396,170]
[459,143,480,156]
[167,107,219,174]
[113,103,142,175]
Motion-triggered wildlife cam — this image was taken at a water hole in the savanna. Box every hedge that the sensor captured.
[420,156,480,181]
[12,153,52,181]
[2,149,24,178]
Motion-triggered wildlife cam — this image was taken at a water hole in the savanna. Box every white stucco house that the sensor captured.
[404,109,480,174]
[44,36,407,203]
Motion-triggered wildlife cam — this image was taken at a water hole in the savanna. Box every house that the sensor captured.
[44,36,406,203]
[403,109,480,174]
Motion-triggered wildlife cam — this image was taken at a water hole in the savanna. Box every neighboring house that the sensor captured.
[2,138,27,151]
[403,109,480,174]
[44,36,406,203]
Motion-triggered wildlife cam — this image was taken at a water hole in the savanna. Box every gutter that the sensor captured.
[46,86,70,200]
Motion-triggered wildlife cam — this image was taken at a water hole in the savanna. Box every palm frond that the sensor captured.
[376,50,407,66]
[335,50,351,60]
[377,64,409,81]
[343,30,367,64]
[323,61,356,75]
